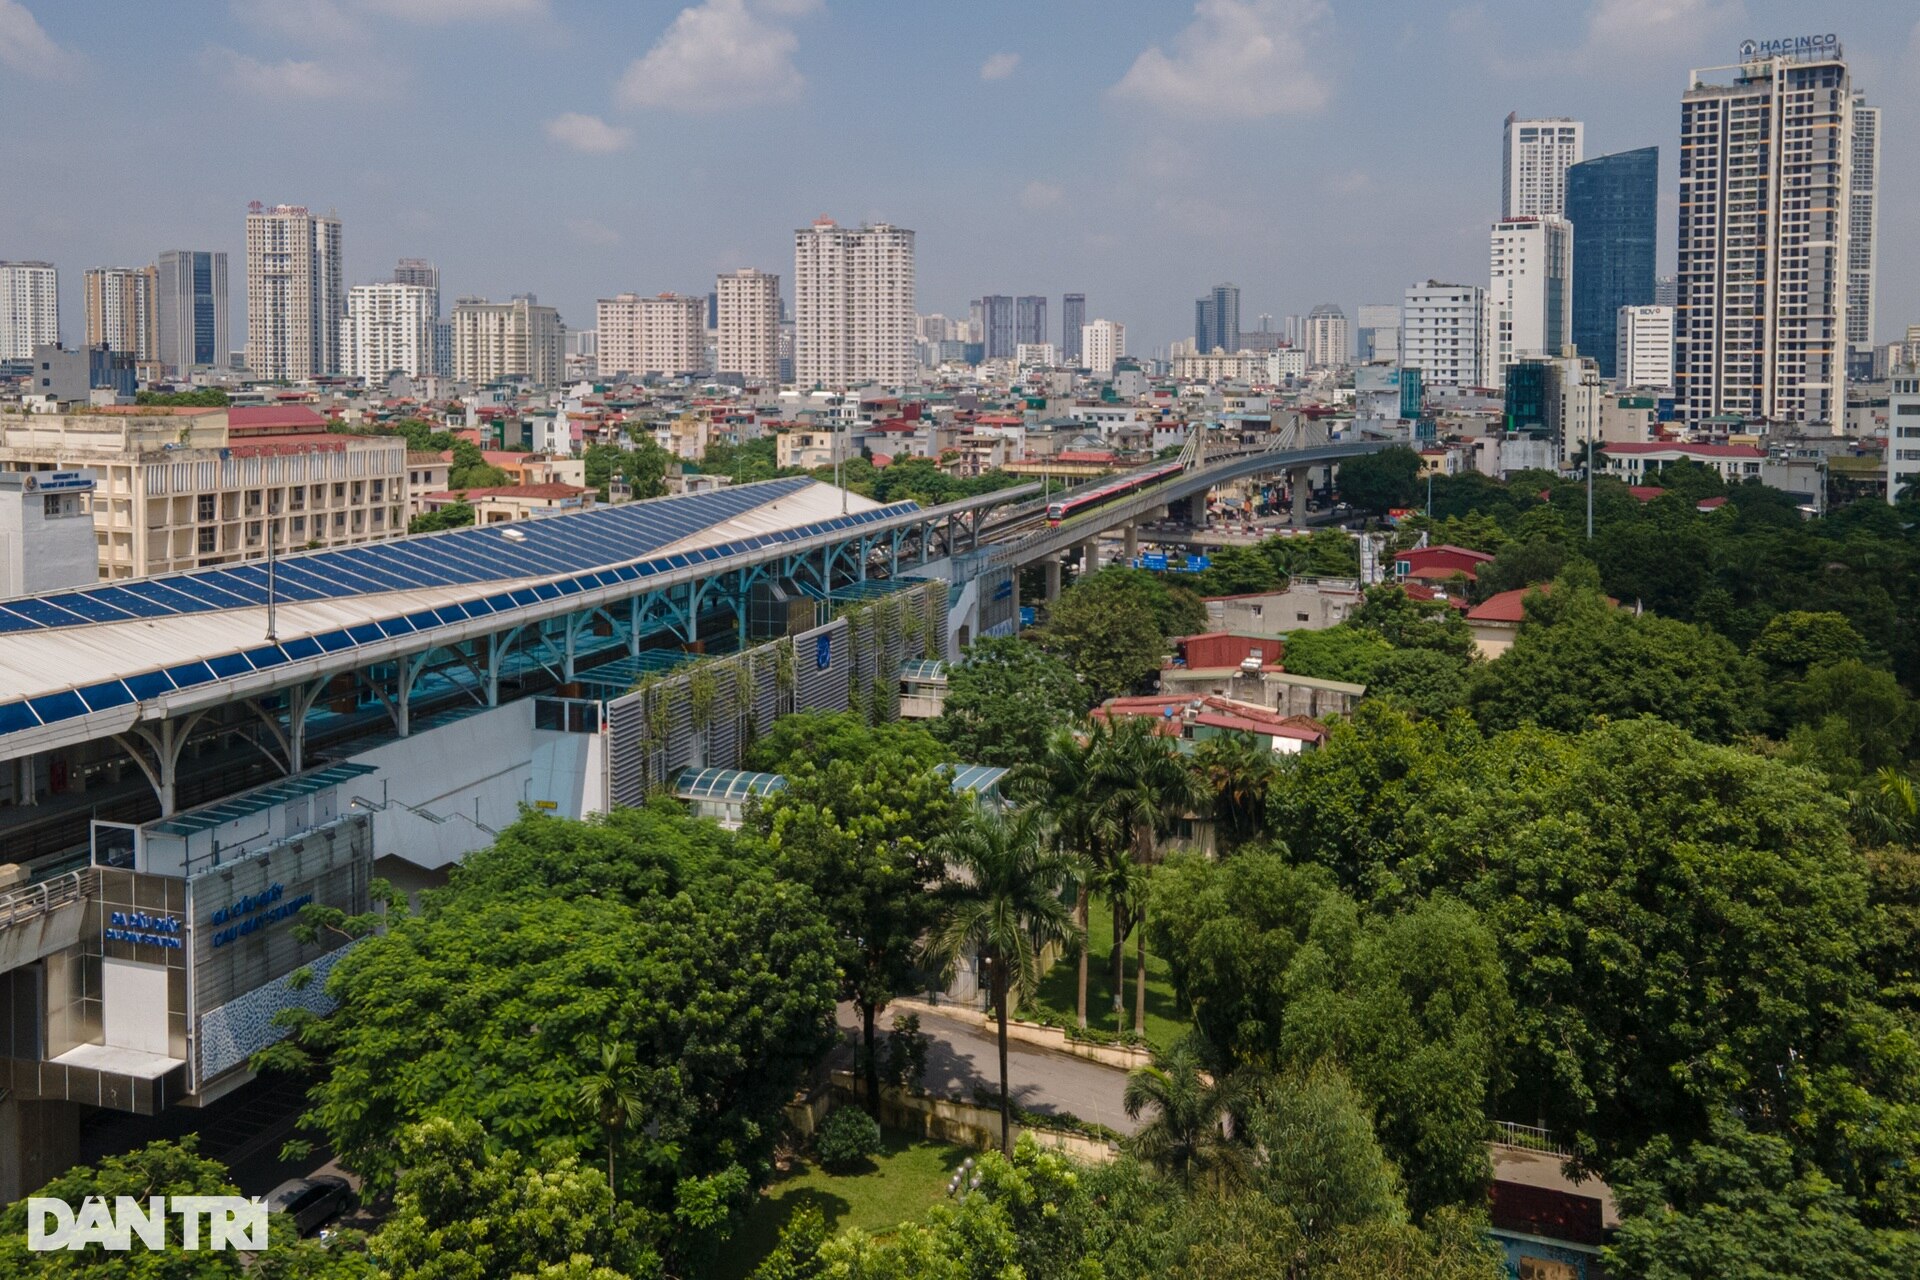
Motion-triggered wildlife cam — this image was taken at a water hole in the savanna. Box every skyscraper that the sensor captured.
[1195,283,1240,354]
[1307,303,1349,368]
[980,295,1015,359]
[1616,305,1675,389]
[244,203,344,379]
[716,268,780,383]
[1060,293,1086,363]
[1489,217,1572,376]
[1502,114,1584,218]
[393,259,444,378]
[1846,92,1880,367]
[1015,295,1048,349]
[1565,146,1658,379]
[83,266,158,361]
[792,217,915,388]
[343,282,436,383]
[0,261,59,359]
[1402,281,1490,388]
[1678,42,1853,426]
[155,250,228,374]
[1082,320,1125,376]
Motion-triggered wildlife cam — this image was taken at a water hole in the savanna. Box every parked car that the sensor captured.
[266,1176,352,1237]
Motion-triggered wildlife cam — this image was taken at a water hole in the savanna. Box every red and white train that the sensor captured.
[1045,460,1186,527]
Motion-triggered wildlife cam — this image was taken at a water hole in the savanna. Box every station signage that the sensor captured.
[106,909,184,950]
[206,881,314,949]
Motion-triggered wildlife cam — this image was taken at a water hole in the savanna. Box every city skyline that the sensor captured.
[1,2,1915,355]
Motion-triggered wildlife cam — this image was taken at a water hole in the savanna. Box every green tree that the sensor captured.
[136,387,230,406]
[1367,648,1470,719]
[446,437,510,490]
[1334,447,1423,513]
[1247,1061,1406,1239]
[922,806,1081,1152]
[1263,527,1361,578]
[1469,575,1756,742]
[1190,730,1284,854]
[1605,1118,1920,1280]
[369,1116,643,1280]
[1279,624,1393,684]
[1784,660,1919,785]
[1010,723,1108,1029]
[751,720,962,1116]
[933,638,1088,769]
[408,499,474,534]
[576,1040,647,1218]
[1749,610,1869,680]
[1473,536,1575,600]
[584,439,670,503]
[1348,584,1474,659]
[1190,543,1285,597]
[1040,570,1178,698]
[1123,1037,1252,1188]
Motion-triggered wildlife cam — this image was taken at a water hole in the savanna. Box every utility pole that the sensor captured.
[264,517,278,644]
[1586,425,1595,540]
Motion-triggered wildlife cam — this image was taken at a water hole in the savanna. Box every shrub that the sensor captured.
[815,1107,882,1171]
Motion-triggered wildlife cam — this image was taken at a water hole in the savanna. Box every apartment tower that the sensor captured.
[716,269,780,382]
[244,203,344,379]
[793,218,916,388]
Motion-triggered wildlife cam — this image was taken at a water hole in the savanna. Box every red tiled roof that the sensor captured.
[431,483,589,500]
[1602,442,1764,458]
[226,435,348,458]
[1466,586,1546,623]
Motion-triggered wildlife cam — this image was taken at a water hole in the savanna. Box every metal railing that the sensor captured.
[0,867,92,932]
[1489,1120,1571,1157]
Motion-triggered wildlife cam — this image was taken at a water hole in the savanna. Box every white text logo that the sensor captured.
[27,1196,269,1251]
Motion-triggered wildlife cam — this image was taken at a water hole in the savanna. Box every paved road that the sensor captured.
[836,1003,1138,1136]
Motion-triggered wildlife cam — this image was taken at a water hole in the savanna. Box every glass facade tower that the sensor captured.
[1565,147,1657,380]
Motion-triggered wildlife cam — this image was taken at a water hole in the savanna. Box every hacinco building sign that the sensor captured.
[1738,33,1839,60]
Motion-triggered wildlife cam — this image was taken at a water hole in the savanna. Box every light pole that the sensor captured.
[264,517,278,644]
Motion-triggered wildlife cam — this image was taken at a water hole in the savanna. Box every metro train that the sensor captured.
[1046,460,1187,527]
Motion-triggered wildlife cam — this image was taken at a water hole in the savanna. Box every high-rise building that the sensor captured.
[452,294,564,387]
[1356,304,1399,363]
[979,294,1015,359]
[244,203,344,379]
[155,251,228,375]
[1653,275,1678,308]
[1489,216,1572,377]
[1061,293,1086,363]
[1402,281,1489,388]
[343,282,437,383]
[1282,314,1304,348]
[1615,305,1675,389]
[1889,364,1920,504]
[595,292,706,378]
[1195,283,1240,354]
[1306,303,1349,368]
[716,268,780,383]
[792,217,915,388]
[1502,114,1584,218]
[83,266,158,362]
[1082,320,1125,376]
[0,261,59,359]
[392,259,444,377]
[1565,146,1658,380]
[1677,43,1854,426]
[1847,92,1880,365]
[1015,295,1048,348]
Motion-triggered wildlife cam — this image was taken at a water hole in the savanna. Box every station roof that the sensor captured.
[673,768,788,803]
[147,763,377,838]
[0,479,901,743]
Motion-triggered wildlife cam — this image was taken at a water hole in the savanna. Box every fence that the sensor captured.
[1490,1120,1571,1158]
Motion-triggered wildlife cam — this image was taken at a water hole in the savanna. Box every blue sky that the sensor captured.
[3,0,1915,355]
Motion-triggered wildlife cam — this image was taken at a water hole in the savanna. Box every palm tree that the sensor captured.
[1089,717,1206,1033]
[1191,730,1282,854]
[577,1040,646,1206]
[922,805,1082,1152]
[1855,766,1920,847]
[1011,723,1105,1029]
[1123,1037,1250,1188]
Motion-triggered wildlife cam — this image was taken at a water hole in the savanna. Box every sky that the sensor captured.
[2,0,1916,356]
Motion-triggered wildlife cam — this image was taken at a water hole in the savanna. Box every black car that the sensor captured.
[266,1175,352,1237]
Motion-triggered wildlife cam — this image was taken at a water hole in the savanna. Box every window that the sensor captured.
[196,494,215,521]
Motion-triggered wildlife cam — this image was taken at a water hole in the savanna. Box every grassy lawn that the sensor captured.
[718,1126,971,1279]
[1021,890,1190,1052]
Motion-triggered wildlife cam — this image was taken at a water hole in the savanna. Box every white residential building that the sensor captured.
[716,269,780,382]
[0,261,60,360]
[1489,217,1573,377]
[1677,47,1854,427]
[1502,114,1584,218]
[1081,320,1125,376]
[596,293,706,379]
[1356,304,1399,363]
[343,282,437,382]
[1401,281,1489,387]
[1015,342,1057,369]
[1615,305,1675,389]
[1891,366,1920,504]
[1846,93,1880,361]
[1306,303,1349,368]
[452,294,564,388]
[245,204,344,379]
[793,218,916,388]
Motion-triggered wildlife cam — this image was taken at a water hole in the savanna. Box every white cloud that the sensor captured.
[980,51,1019,80]
[566,218,623,247]
[1019,180,1063,210]
[0,0,79,78]
[1111,0,1332,119]
[208,46,363,98]
[360,0,548,20]
[1584,0,1731,52]
[616,0,812,113]
[545,112,633,153]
